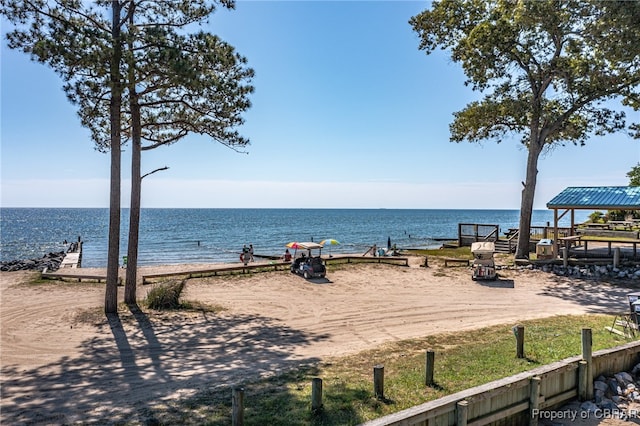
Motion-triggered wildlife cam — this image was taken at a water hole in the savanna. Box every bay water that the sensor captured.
[0,208,591,267]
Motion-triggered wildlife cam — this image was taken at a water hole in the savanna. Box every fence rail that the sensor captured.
[141,256,409,284]
[458,224,573,249]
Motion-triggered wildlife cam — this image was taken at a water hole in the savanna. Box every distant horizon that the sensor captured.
[0,206,595,212]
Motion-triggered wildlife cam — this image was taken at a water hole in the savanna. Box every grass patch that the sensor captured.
[145,279,186,309]
[149,314,632,425]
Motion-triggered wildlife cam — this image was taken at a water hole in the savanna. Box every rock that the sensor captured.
[616,372,634,385]
[594,380,609,391]
[608,377,622,394]
[0,251,66,272]
[600,398,618,411]
[580,401,599,413]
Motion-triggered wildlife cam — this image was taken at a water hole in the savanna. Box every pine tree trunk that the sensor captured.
[105,0,123,313]
[124,7,141,305]
[125,100,141,304]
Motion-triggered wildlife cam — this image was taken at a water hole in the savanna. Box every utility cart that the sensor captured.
[471,241,497,280]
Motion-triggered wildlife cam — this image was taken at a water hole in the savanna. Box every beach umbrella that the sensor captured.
[320,239,340,246]
[320,239,340,256]
[286,241,301,257]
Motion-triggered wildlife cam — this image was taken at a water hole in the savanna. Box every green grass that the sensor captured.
[146,314,631,425]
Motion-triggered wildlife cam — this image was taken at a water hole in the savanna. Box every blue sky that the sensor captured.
[1,1,638,209]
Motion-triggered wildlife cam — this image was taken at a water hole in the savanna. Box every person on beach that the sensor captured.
[241,245,249,264]
[283,249,292,262]
[372,244,377,257]
[249,244,254,262]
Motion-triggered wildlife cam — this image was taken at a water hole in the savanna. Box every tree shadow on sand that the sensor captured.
[145,364,370,425]
[1,306,329,425]
[538,274,640,314]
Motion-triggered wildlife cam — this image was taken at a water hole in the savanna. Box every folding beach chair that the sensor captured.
[606,292,640,338]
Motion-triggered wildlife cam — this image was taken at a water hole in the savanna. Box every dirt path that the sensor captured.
[0,259,634,424]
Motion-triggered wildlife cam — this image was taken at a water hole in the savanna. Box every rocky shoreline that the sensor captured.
[0,251,67,272]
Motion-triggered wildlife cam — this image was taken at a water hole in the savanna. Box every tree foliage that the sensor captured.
[628,163,640,187]
[120,1,254,303]
[2,0,254,307]
[3,0,126,311]
[410,0,640,257]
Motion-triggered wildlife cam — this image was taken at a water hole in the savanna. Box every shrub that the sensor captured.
[588,211,605,223]
[145,279,186,310]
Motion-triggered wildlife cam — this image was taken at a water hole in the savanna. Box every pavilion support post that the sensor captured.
[553,209,559,258]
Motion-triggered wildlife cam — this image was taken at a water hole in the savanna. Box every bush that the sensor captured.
[145,279,186,310]
[589,211,605,223]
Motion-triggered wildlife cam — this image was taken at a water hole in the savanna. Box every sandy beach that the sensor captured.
[0,256,637,424]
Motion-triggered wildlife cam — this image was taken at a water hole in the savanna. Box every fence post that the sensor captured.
[529,376,541,426]
[514,325,525,358]
[311,378,323,413]
[578,360,588,401]
[425,350,435,386]
[614,247,621,268]
[374,364,384,400]
[562,247,568,269]
[456,400,469,426]
[582,328,593,400]
[232,387,244,426]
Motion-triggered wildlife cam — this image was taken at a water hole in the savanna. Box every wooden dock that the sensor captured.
[58,239,83,269]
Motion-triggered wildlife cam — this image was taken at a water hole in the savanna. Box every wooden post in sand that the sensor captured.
[374,365,384,400]
[232,387,244,426]
[613,247,620,268]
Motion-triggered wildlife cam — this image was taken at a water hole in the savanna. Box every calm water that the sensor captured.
[0,208,591,267]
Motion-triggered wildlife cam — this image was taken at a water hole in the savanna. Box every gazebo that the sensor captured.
[546,186,640,257]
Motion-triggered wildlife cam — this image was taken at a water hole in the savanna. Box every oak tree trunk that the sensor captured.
[516,138,543,259]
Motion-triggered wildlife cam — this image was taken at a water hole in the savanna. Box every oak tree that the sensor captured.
[411,0,639,258]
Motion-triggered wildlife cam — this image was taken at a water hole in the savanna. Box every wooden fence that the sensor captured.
[458,224,573,248]
[361,336,640,426]
[458,224,500,247]
[141,256,409,284]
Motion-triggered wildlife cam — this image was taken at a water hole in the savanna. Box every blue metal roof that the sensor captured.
[547,186,640,209]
